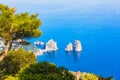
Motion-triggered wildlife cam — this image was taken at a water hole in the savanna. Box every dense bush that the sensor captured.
[0,48,36,76]
[2,75,18,80]
[97,76,114,80]
[19,61,75,80]
[80,72,99,80]
[72,71,114,80]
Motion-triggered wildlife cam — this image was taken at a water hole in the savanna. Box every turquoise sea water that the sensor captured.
[30,8,120,80]
[34,25,120,80]
[1,0,120,79]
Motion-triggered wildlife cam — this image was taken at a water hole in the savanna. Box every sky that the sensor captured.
[1,0,120,30]
[1,0,120,15]
[0,0,120,30]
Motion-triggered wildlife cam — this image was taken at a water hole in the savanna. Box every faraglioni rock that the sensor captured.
[65,42,73,51]
[65,40,82,52]
[74,40,82,51]
[27,39,58,56]
[45,39,58,51]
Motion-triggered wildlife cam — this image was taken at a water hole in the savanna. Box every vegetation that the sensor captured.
[0,4,42,61]
[0,60,75,80]
[72,71,114,80]
[19,61,75,80]
[0,47,75,80]
[80,73,114,80]
[80,72,99,80]
[97,76,114,80]
[0,48,36,77]
[2,75,18,80]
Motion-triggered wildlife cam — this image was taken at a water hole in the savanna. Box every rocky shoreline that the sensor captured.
[70,71,114,80]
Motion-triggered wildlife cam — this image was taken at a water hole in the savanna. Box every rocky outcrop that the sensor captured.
[34,48,43,56]
[65,40,82,52]
[31,39,58,56]
[74,40,82,51]
[65,42,73,51]
[45,39,58,51]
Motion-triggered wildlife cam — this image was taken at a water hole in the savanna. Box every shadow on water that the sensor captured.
[66,51,82,60]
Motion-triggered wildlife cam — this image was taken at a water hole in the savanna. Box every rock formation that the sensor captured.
[74,40,82,51]
[65,40,82,52]
[65,42,73,51]
[45,39,58,51]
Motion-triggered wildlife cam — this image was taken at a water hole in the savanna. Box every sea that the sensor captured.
[31,22,120,80]
[1,0,120,80]
[30,8,120,80]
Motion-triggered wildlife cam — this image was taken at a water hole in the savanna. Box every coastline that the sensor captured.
[70,71,114,80]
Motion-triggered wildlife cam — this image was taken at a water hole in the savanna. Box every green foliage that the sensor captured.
[81,73,114,80]
[2,75,18,80]
[0,4,41,44]
[0,48,36,76]
[19,61,75,80]
[97,76,114,80]
[71,72,114,80]
[80,73,99,80]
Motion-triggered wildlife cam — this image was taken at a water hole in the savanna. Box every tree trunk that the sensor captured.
[0,41,12,61]
[4,43,10,56]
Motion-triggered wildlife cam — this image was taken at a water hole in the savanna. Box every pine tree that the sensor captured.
[0,4,42,61]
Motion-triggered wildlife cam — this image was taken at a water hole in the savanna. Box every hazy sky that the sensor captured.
[1,0,120,14]
[0,0,120,28]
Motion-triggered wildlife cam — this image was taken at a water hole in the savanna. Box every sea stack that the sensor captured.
[65,42,73,51]
[45,39,58,51]
[74,40,82,51]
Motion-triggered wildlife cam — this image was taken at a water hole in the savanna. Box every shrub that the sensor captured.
[19,61,75,80]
